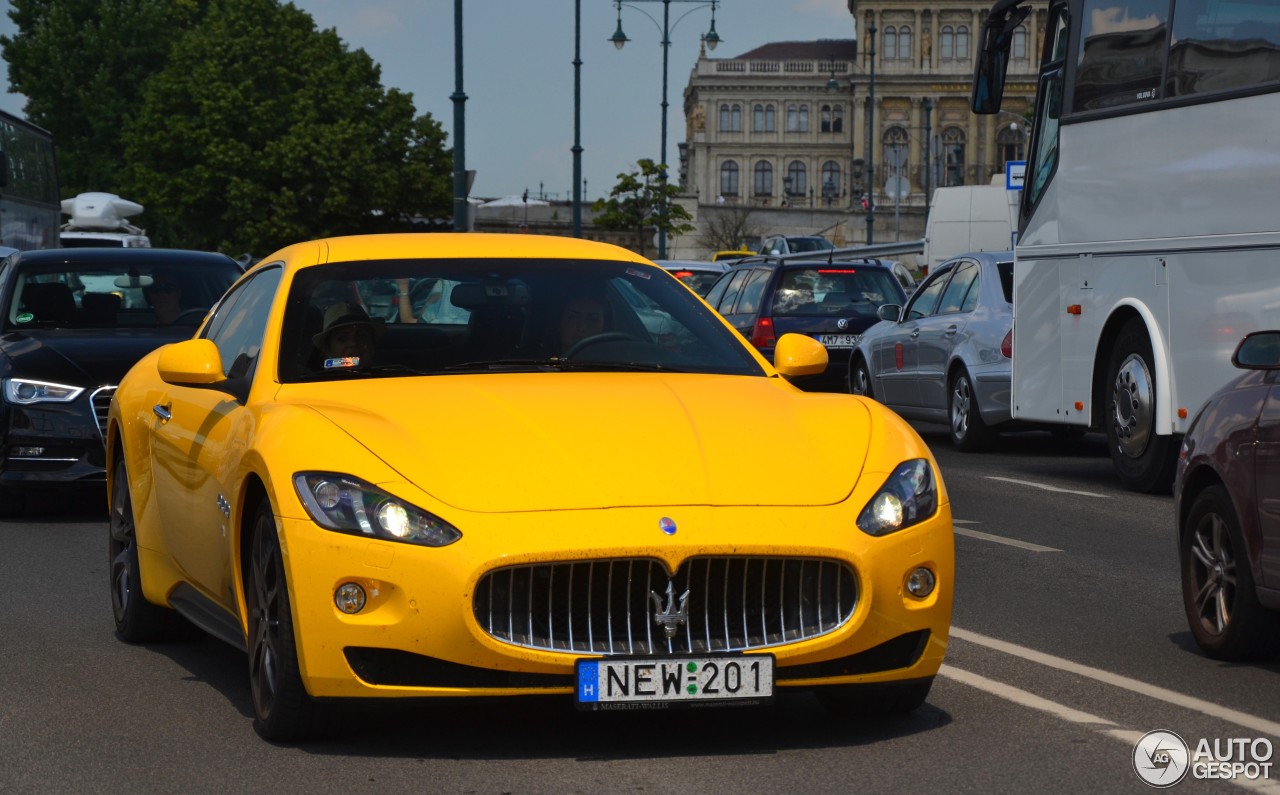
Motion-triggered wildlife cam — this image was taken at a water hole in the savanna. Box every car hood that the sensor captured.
[1,328,190,386]
[293,373,871,513]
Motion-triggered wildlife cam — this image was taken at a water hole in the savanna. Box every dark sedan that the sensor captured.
[703,256,907,392]
[1175,330,1280,661]
[0,247,242,516]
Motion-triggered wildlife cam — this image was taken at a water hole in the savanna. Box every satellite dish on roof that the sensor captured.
[60,192,145,231]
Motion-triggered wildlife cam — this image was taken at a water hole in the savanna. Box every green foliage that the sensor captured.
[2,0,453,254]
[591,159,693,258]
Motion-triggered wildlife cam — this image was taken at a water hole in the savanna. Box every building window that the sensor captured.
[753,161,773,196]
[900,27,912,61]
[784,160,807,198]
[720,103,742,132]
[1013,25,1027,60]
[883,127,909,199]
[821,160,842,205]
[943,127,967,187]
[957,25,970,60]
[941,26,954,60]
[786,104,809,132]
[753,103,776,132]
[997,123,1025,165]
[720,161,740,196]
[833,104,844,133]
[884,26,898,60]
[821,104,833,133]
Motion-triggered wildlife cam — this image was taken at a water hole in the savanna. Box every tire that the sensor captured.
[247,497,334,741]
[1180,486,1280,661]
[949,369,993,452]
[817,677,933,718]
[108,458,169,642]
[1105,318,1177,493]
[849,355,874,399]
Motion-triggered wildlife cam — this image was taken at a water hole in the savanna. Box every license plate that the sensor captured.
[817,334,860,348]
[575,654,774,710]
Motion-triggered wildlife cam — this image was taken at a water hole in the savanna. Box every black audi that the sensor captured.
[0,247,242,516]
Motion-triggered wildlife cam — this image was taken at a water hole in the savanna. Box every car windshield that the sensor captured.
[771,266,902,317]
[5,260,242,330]
[279,258,767,382]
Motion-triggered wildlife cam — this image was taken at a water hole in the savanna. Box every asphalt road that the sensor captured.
[2,428,1277,794]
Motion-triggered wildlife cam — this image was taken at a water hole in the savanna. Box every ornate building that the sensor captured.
[673,0,1046,259]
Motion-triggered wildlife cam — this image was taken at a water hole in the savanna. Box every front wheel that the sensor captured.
[1181,486,1280,661]
[1105,318,1177,493]
[848,355,874,399]
[247,497,334,741]
[949,369,993,452]
[109,458,170,642]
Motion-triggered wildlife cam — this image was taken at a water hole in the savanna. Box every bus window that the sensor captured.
[1074,0,1170,112]
[1167,0,1280,97]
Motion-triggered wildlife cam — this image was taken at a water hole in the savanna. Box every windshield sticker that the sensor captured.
[625,267,651,280]
[323,356,361,369]
[15,312,33,324]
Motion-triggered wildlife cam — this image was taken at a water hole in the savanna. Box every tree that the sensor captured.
[699,202,762,253]
[2,0,209,197]
[591,159,693,259]
[121,0,452,253]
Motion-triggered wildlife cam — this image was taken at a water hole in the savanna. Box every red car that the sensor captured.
[1175,330,1280,660]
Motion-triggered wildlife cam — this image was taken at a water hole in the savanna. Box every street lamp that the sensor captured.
[611,0,721,259]
[451,0,468,232]
[865,23,877,245]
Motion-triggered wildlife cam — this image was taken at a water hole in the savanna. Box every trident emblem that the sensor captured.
[649,580,690,640]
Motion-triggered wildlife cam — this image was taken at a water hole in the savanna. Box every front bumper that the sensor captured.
[277,501,953,700]
[0,398,109,485]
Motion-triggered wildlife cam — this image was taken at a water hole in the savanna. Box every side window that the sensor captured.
[703,272,734,309]
[202,266,282,382]
[1168,0,1280,97]
[1074,0,1169,111]
[937,262,979,314]
[905,269,952,321]
[735,269,771,315]
[716,269,753,313]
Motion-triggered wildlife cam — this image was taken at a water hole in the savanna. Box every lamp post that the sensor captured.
[923,97,933,227]
[611,0,721,259]
[572,0,583,237]
[865,22,876,245]
[451,0,468,232]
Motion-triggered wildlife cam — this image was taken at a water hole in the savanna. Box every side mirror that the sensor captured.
[971,0,1030,113]
[158,338,227,386]
[1232,331,1280,370]
[878,304,902,322]
[773,333,828,378]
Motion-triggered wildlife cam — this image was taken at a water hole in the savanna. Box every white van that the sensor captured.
[921,177,1017,274]
[60,192,152,248]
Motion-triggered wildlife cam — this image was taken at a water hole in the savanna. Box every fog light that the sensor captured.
[334,582,367,614]
[906,567,936,598]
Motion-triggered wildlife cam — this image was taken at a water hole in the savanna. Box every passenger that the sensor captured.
[312,303,385,368]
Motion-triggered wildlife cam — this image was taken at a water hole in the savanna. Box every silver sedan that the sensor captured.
[848,251,1014,450]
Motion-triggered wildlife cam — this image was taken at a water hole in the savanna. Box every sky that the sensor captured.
[0,0,856,203]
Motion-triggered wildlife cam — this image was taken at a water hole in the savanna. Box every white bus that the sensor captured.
[971,0,1280,492]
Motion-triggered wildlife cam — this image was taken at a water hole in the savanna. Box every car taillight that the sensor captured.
[1000,329,1013,358]
[750,317,776,348]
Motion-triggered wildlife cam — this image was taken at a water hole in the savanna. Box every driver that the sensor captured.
[144,272,187,324]
[558,292,607,353]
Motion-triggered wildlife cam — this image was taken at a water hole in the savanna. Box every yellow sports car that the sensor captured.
[107,233,953,741]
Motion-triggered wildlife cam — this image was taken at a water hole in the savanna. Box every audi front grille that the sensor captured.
[474,556,857,655]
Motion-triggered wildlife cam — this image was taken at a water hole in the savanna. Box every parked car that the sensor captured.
[758,235,834,256]
[0,247,243,516]
[1175,330,1280,661]
[703,256,907,392]
[106,232,953,741]
[848,252,1014,451]
[712,247,753,263]
[653,259,730,297]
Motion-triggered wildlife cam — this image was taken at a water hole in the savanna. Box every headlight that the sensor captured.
[3,378,85,404]
[293,472,461,547]
[856,459,937,536]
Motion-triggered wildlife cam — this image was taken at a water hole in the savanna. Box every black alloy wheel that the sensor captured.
[109,457,168,642]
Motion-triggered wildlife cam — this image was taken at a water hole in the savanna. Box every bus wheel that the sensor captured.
[1105,318,1177,493]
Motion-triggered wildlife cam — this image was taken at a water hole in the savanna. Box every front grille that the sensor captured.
[89,386,116,442]
[474,556,857,656]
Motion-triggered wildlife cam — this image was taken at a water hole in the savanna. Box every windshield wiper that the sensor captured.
[440,358,568,372]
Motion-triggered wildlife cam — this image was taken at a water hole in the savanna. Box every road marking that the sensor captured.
[939,666,1280,793]
[953,526,1062,553]
[985,475,1110,498]
[951,626,1280,737]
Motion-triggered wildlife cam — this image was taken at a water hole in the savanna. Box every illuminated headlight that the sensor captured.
[293,472,461,547]
[856,459,937,536]
[3,378,84,404]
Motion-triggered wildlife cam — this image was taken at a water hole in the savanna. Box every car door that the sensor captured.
[149,266,282,610]
[1256,373,1280,588]
[915,259,980,411]
[874,266,952,408]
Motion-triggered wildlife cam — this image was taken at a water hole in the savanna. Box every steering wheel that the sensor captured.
[172,307,209,325]
[564,331,641,358]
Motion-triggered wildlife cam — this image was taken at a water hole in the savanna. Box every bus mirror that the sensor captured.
[971,0,1031,114]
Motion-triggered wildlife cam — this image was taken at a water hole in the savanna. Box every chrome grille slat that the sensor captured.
[474,556,857,656]
[89,386,116,443]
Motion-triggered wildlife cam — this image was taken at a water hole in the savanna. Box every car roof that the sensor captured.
[13,247,241,267]
[655,259,729,272]
[727,255,897,272]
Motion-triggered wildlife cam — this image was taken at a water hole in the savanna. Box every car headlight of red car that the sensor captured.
[293,472,462,547]
[856,459,937,536]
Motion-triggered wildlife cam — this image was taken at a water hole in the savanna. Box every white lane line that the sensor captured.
[954,526,1062,553]
[940,666,1280,794]
[951,626,1280,737]
[985,475,1110,498]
